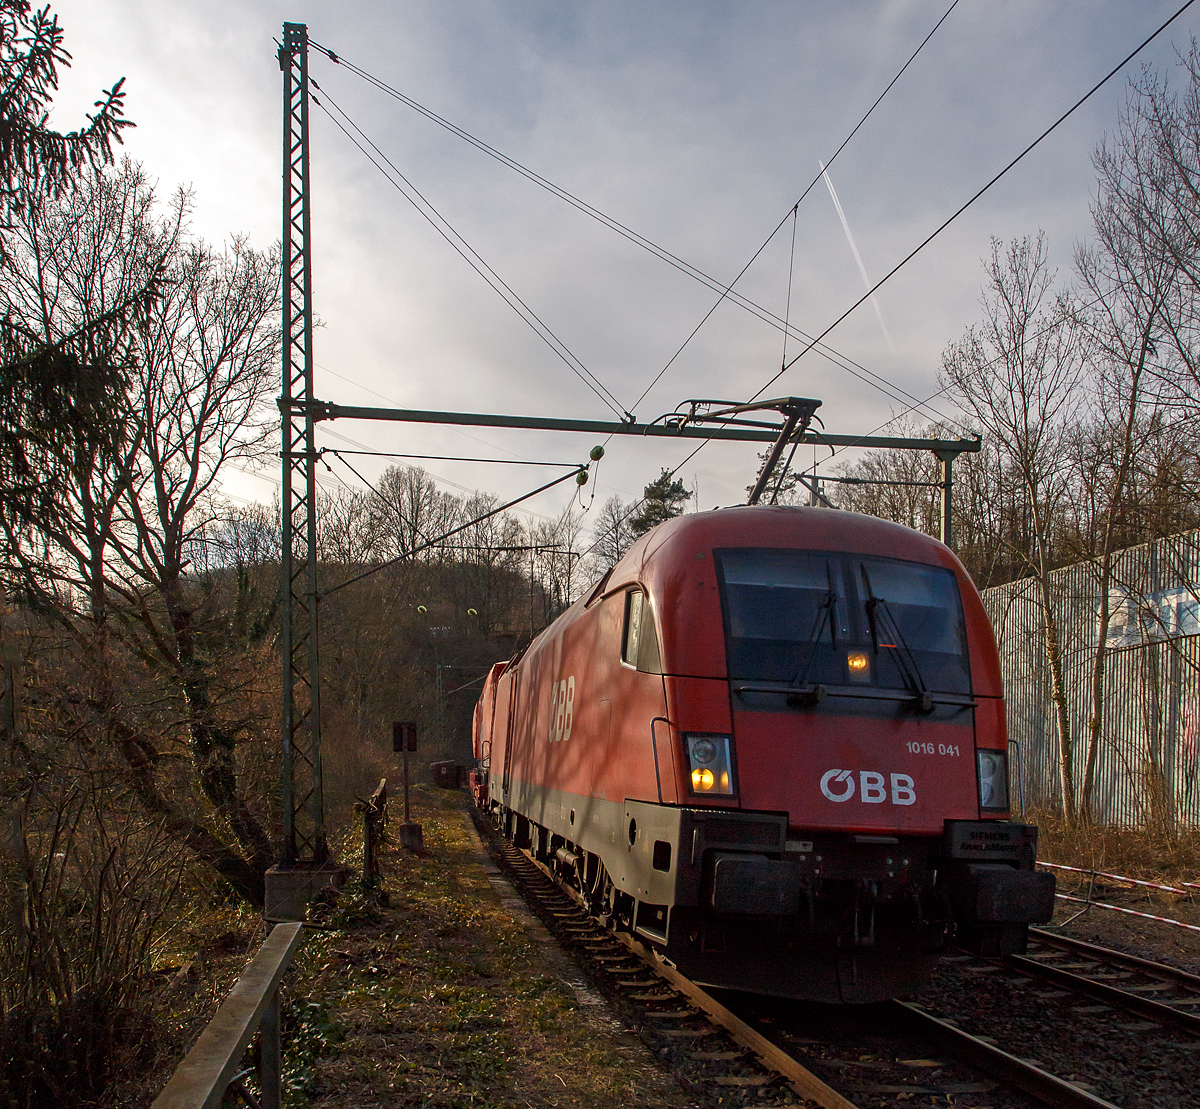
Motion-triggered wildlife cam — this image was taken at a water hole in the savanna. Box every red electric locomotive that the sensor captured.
[472,506,1054,1003]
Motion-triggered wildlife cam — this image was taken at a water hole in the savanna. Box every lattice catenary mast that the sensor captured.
[278,22,327,865]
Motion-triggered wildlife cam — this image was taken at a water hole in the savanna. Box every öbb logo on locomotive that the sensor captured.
[547,675,574,742]
[472,505,1058,1005]
[819,768,916,805]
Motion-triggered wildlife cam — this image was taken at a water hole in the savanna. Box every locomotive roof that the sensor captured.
[608,505,964,592]
[589,506,1001,696]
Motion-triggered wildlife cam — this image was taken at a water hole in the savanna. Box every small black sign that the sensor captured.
[392,721,417,752]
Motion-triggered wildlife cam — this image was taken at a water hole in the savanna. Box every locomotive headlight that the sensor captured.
[690,738,718,764]
[685,733,734,795]
[977,749,1009,812]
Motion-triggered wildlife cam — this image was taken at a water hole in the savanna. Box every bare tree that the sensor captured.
[317,484,376,565]
[1066,62,1200,824]
[369,464,461,562]
[0,160,282,903]
[589,494,634,574]
[1095,45,1200,417]
[102,235,281,899]
[941,234,1086,822]
[830,420,943,536]
[529,506,587,624]
[447,492,526,634]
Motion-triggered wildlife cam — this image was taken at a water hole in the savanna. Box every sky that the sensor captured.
[46,0,1200,530]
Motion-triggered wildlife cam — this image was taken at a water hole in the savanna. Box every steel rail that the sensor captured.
[893,1001,1122,1109]
[480,809,1134,1109]
[1012,929,1200,1032]
[1030,928,1200,986]
[476,816,862,1109]
[525,834,1119,1108]
[1003,952,1200,1033]
[607,929,859,1109]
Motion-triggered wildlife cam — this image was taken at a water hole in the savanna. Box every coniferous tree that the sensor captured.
[0,1,143,556]
[629,469,690,538]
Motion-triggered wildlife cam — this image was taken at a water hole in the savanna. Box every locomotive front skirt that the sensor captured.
[472,506,1054,1003]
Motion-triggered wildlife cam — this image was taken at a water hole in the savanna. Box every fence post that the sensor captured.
[363,801,376,884]
[259,988,282,1109]
[150,921,303,1109]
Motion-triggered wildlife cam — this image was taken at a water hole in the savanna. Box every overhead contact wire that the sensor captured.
[627,0,963,421]
[636,1,964,476]
[312,11,959,424]
[312,88,630,421]
[800,286,1138,490]
[754,0,1200,401]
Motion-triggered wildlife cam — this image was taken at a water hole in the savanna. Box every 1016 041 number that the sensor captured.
[905,741,961,756]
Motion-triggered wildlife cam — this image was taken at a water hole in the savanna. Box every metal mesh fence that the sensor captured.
[981,530,1200,826]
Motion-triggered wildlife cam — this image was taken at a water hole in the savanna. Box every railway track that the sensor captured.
[1005,928,1200,1033]
[469,810,1121,1109]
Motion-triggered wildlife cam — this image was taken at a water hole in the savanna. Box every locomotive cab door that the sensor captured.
[500,673,518,800]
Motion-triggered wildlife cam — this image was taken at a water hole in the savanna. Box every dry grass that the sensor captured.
[97,902,264,1108]
[99,787,691,1108]
[1034,806,1200,976]
[0,759,288,1108]
[1033,805,1200,883]
[290,786,686,1109]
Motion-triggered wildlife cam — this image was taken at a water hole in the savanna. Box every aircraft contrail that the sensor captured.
[820,160,895,352]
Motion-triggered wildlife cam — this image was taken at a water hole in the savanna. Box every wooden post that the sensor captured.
[259,989,282,1109]
[361,780,387,882]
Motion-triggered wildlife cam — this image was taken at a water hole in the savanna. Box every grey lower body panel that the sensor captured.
[497,777,786,906]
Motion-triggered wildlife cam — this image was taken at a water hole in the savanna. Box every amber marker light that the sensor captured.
[691,767,715,791]
[847,650,871,683]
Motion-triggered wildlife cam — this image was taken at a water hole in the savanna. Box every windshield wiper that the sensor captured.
[783,564,839,702]
[860,564,933,713]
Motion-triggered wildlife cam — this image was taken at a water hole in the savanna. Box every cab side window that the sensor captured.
[622,588,662,673]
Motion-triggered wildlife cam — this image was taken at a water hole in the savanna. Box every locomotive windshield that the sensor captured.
[716,548,970,694]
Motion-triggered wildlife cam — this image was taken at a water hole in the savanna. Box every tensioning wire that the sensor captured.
[311,85,631,422]
[323,447,580,467]
[312,7,961,427]
[753,0,1199,401]
[324,466,588,597]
